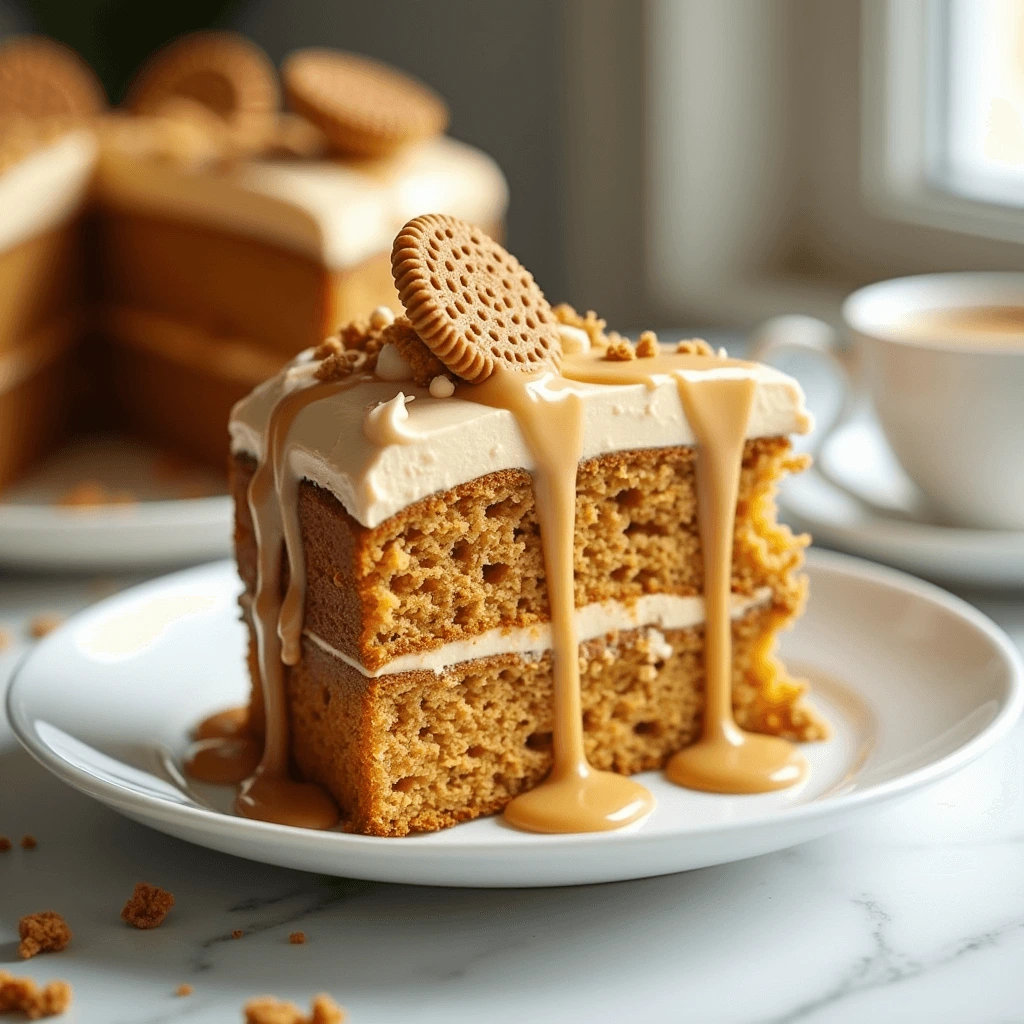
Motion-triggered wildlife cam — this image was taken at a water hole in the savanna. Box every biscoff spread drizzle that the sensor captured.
[563,349,807,795]
[470,367,655,832]
[234,377,354,829]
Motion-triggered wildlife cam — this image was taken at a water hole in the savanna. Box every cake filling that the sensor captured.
[301,588,773,678]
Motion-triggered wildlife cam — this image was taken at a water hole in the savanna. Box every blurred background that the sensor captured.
[5,0,1024,332]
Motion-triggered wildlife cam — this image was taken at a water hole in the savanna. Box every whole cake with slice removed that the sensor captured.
[211,214,828,837]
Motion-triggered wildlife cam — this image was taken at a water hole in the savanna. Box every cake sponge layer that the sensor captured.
[232,437,809,672]
[278,606,825,837]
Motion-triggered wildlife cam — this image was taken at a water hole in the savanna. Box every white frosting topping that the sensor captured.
[230,354,812,529]
[363,392,420,446]
[0,132,98,255]
[304,588,772,677]
[95,135,508,270]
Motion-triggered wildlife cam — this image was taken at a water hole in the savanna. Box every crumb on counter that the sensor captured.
[175,984,193,997]
[0,837,11,852]
[232,928,244,940]
[0,626,12,652]
[20,835,37,850]
[243,993,344,1024]
[28,615,63,640]
[0,970,72,1019]
[288,931,306,945]
[17,912,72,960]
[121,882,175,929]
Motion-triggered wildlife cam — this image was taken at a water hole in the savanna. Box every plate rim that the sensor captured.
[7,548,1024,856]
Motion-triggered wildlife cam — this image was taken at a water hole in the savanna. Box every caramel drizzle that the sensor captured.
[471,368,655,833]
[235,377,355,830]
[564,351,807,796]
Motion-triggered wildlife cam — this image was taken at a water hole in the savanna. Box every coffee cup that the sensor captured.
[750,272,1024,531]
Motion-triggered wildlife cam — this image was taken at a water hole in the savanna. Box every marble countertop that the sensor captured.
[2,570,1023,1023]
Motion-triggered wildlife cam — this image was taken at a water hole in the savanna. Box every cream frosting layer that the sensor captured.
[229,354,812,528]
[305,588,772,678]
[0,132,98,255]
[95,136,508,270]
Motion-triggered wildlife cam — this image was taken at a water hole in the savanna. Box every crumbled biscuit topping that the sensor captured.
[602,335,636,362]
[0,971,71,1019]
[552,303,607,349]
[18,912,71,960]
[676,338,716,356]
[120,882,175,929]
[381,317,453,387]
[635,331,659,358]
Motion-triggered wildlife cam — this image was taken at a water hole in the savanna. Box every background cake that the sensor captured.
[226,218,825,837]
[0,33,508,489]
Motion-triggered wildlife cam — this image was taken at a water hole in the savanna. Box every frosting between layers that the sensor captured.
[304,588,773,677]
[0,132,98,255]
[230,356,812,528]
[94,135,508,269]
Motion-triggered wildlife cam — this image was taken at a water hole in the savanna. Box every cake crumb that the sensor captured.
[0,970,72,1019]
[0,837,11,852]
[28,614,63,639]
[21,834,37,850]
[635,331,659,358]
[309,994,344,1024]
[552,303,607,348]
[675,338,716,356]
[243,994,344,1024]
[0,626,12,651]
[232,929,244,940]
[175,984,193,997]
[18,912,72,960]
[120,882,175,929]
[288,931,306,945]
[603,336,635,361]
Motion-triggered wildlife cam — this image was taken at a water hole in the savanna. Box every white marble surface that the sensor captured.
[1,571,1023,1023]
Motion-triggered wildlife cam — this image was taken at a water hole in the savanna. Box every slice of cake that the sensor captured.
[222,215,826,837]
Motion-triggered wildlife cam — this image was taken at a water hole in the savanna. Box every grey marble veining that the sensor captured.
[2,574,1023,1023]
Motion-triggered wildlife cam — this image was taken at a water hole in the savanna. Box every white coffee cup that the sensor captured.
[751,272,1024,531]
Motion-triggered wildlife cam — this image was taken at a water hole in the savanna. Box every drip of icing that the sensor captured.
[363,392,420,445]
[234,377,359,830]
[561,349,807,795]
[469,367,656,834]
[185,706,260,785]
[664,375,807,793]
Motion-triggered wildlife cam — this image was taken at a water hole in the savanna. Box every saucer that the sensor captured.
[0,435,232,571]
[779,413,1024,588]
[8,550,1022,888]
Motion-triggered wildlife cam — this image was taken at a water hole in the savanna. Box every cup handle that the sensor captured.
[747,314,858,457]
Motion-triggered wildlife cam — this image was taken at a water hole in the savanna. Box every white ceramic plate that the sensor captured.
[8,550,1022,888]
[0,436,232,570]
[779,415,1024,588]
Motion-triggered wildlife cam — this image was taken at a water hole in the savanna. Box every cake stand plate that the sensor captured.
[8,550,1023,888]
[0,436,232,570]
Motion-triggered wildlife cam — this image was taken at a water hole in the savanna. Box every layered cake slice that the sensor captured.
[218,215,826,837]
